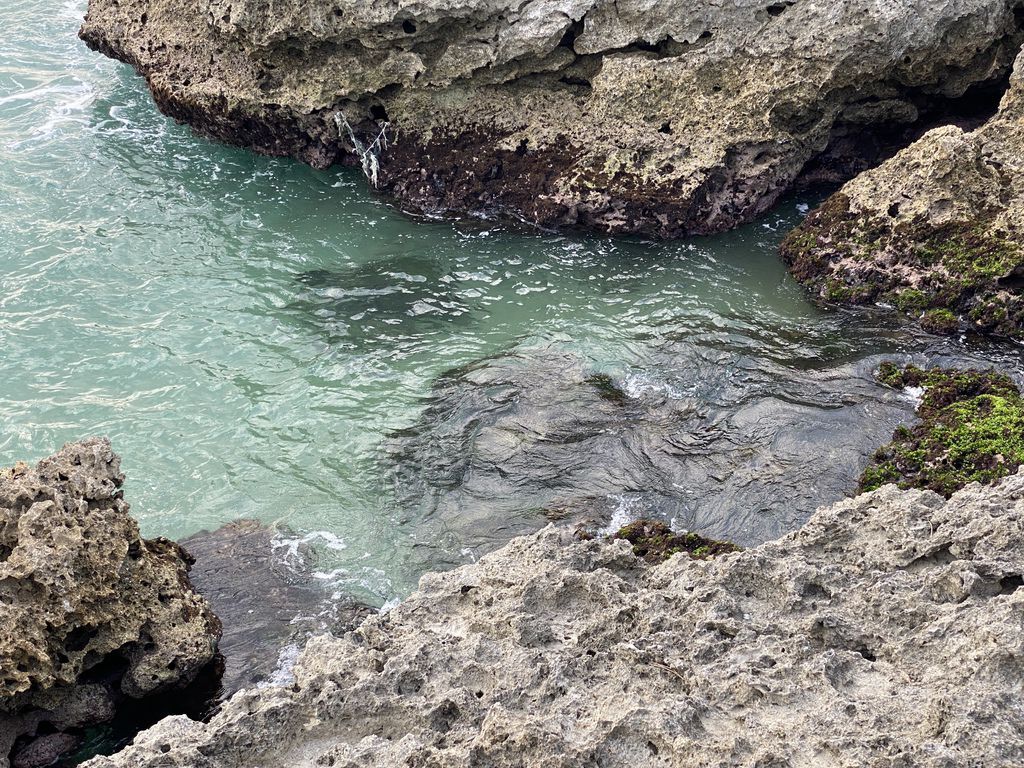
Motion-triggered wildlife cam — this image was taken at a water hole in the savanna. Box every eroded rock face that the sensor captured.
[80,0,1024,236]
[782,48,1024,339]
[86,472,1024,767]
[0,439,220,765]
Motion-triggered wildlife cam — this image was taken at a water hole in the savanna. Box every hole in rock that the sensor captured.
[402,19,416,34]
[766,2,794,17]
[998,265,1024,290]
[796,66,1015,190]
[64,624,99,653]
[559,20,583,51]
[904,543,957,573]
[370,104,390,122]
[999,574,1024,594]
[856,646,877,662]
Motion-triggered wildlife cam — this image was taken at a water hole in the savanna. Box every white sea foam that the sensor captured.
[272,530,348,562]
[623,371,686,400]
[259,643,302,688]
[904,385,926,407]
[600,493,645,535]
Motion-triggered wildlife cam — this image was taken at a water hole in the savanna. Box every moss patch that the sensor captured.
[780,193,1024,339]
[919,308,959,335]
[861,364,1024,497]
[585,374,628,405]
[613,520,739,564]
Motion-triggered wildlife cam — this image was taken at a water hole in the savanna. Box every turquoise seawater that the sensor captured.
[3,1,1023,604]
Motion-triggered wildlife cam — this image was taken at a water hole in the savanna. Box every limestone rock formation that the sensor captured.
[80,0,1024,236]
[86,472,1024,767]
[782,48,1024,339]
[0,439,220,766]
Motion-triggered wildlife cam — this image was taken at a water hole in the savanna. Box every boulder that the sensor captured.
[0,439,220,766]
[782,48,1024,339]
[79,0,1024,236]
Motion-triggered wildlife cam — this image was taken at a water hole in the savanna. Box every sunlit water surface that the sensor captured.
[3,1,1023,606]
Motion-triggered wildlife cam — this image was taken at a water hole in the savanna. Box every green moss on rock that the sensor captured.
[585,374,628,405]
[613,519,739,564]
[893,288,929,312]
[919,308,959,335]
[780,193,1024,339]
[861,364,1024,497]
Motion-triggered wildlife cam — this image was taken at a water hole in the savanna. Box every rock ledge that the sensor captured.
[88,472,1024,767]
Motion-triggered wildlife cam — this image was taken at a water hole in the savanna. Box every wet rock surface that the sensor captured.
[0,439,220,768]
[782,48,1024,339]
[386,341,919,564]
[85,472,1024,767]
[80,0,1024,236]
[182,520,373,696]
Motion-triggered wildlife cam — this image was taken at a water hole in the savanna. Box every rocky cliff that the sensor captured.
[86,472,1024,767]
[80,0,1024,236]
[783,47,1024,340]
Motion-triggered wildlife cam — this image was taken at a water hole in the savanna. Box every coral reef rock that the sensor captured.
[88,472,1024,767]
[862,364,1024,496]
[0,439,220,767]
[782,47,1024,339]
[80,0,1024,236]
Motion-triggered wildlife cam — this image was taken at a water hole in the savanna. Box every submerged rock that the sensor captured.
[80,0,1024,236]
[0,439,221,767]
[387,342,916,564]
[85,472,1024,767]
[862,363,1024,496]
[182,520,373,695]
[782,48,1024,339]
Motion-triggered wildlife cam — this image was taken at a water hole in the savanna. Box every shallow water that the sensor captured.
[3,1,1024,605]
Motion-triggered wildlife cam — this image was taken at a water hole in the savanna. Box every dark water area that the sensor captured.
[388,312,1024,570]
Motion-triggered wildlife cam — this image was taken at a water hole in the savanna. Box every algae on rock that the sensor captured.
[782,48,1024,339]
[862,364,1024,496]
[611,519,739,564]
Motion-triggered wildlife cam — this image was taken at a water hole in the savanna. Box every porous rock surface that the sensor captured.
[88,473,1024,767]
[80,0,1024,236]
[0,439,220,764]
[782,47,1024,339]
